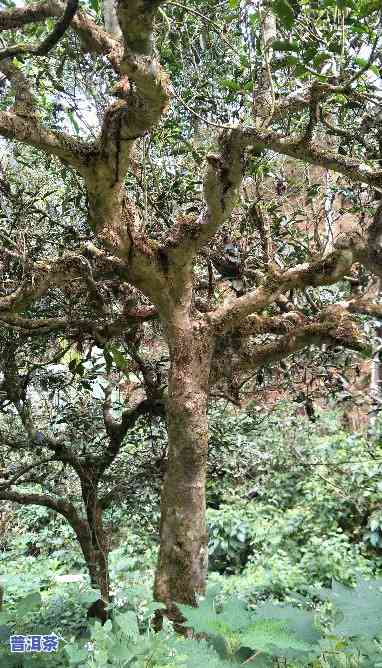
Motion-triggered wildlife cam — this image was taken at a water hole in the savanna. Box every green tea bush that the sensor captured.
[205,404,382,595]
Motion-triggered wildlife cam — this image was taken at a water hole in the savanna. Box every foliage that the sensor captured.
[3,576,381,667]
[2,405,382,665]
[208,507,251,574]
[205,405,382,596]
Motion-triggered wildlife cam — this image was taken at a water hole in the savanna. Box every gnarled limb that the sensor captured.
[243,127,382,190]
[341,297,382,319]
[0,0,78,61]
[0,111,92,170]
[0,0,122,69]
[0,59,36,117]
[207,241,366,335]
[0,1,54,31]
[211,307,369,386]
[0,253,103,313]
[100,389,166,476]
[0,490,78,519]
[162,104,380,277]
[162,129,248,270]
[117,0,165,56]
[0,308,157,338]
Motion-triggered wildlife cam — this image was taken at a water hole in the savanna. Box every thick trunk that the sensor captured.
[154,319,213,615]
[370,348,382,399]
[85,495,110,603]
[73,511,109,624]
[72,500,110,618]
[87,543,109,603]
[103,0,122,38]
[369,282,382,427]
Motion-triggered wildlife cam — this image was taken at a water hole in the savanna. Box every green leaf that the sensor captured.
[178,598,231,636]
[65,645,89,663]
[141,601,167,620]
[273,39,300,52]
[0,658,28,668]
[319,578,382,638]
[255,603,320,645]
[220,78,242,92]
[114,610,139,640]
[170,637,234,668]
[249,12,260,27]
[108,345,129,371]
[272,0,296,30]
[353,57,380,78]
[358,0,381,16]
[313,52,332,69]
[215,597,253,632]
[0,625,11,641]
[78,589,101,605]
[239,618,313,656]
[15,592,42,615]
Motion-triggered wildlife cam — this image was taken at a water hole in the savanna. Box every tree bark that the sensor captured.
[87,544,109,603]
[82,484,110,603]
[71,496,110,619]
[154,317,213,616]
[103,0,121,38]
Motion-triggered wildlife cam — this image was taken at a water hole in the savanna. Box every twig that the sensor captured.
[167,1,241,56]
[171,88,235,130]
[0,0,79,61]
[242,649,263,664]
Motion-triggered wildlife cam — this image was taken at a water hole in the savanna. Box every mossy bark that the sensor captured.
[81,485,110,604]
[154,319,213,616]
[70,491,110,615]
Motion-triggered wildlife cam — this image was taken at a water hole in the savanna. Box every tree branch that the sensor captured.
[0,253,99,313]
[162,129,248,269]
[0,110,93,169]
[0,59,37,117]
[243,127,382,190]
[0,0,78,61]
[211,307,369,385]
[99,394,166,474]
[0,0,122,70]
[0,457,56,490]
[207,239,366,335]
[0,489,79,521]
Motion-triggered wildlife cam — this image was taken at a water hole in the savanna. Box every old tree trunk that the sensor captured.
[79,481,110,604]
[67,499,110,622]
[154,316,214,614]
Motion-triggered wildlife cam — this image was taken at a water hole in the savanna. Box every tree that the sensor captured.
[0,0,381,620]
[0,327,166,616]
